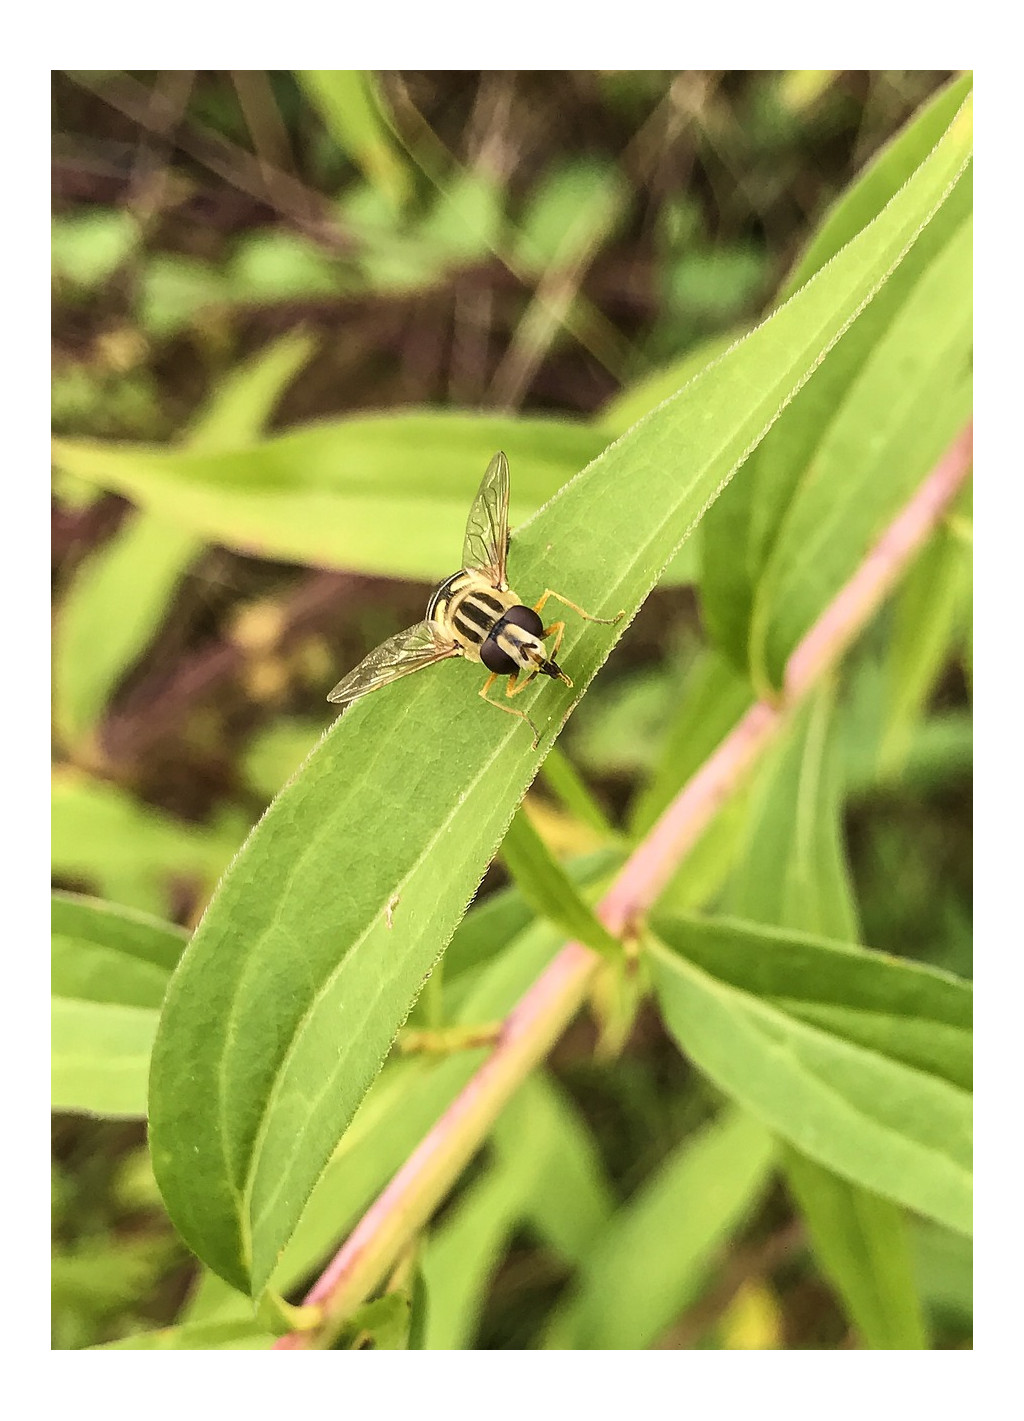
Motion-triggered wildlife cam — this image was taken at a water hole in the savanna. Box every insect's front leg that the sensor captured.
[532,589,624,625]
[506,668,539,697]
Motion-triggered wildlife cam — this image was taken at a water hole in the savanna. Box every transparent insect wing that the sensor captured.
[462,450,510,589]
[327,621,458,706]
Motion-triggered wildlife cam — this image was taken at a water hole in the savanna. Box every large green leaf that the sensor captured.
[544,1108,775,1349]
[181,912,594,1328]
[647,917,972,1236]
[147,101,974,1296]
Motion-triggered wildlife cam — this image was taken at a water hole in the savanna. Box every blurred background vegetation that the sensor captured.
[51,70,971,1349]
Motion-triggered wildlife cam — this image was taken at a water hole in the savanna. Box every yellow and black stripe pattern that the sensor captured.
[427,569,517,659]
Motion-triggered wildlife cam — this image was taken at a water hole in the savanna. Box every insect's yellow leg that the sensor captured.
[542,620,566,657]
[479,672,541,746]
[533,589,624,624]
[506,668,539,698]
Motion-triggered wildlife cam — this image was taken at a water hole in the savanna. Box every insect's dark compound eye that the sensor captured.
[480,636,517,675]
[501,605,544,637]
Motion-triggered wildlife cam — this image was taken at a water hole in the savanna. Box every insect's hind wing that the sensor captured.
[327,621,459,706]
[462,450,510,589]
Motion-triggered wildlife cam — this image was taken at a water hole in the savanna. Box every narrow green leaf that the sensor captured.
[53,518,199,745]
[52,771,246,916]
[53,332,316,744]
[336,1293,413,1349]
[653,915,972,1092]
[52,997,158,1118]
[297,70,410,210]
[51,897,185,1118]
[443,847,621,987]
[878,521,972,775]
[913,1221,973,1325]
[148,104,975,1296]
[184,330,317,452]
[783,1147,928,1348]
[52,892,187,1007]
[727,690,859,941]
[628,645,753,838]
[492,1073,614,1267]
[751,215,972,689]
[538,744,616,838]
[51,413,605,579]
[646,922,972,1236]
[500,809,621,958]
[653,789,755,917]
[95,1319,273,1350]
[783,75,973,294]
[419,1071,617,1349]
[841,650,973,796]
[545,1108,775,1349]
[419,1163,525,1351]
[700,79,972,677]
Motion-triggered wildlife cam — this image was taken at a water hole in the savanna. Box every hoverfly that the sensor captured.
[327,451,622,746]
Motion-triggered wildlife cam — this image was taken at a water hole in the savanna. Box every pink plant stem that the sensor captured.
[276,422,973,1349]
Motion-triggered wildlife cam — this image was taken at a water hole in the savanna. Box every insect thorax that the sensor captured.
[427,570,522,659]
